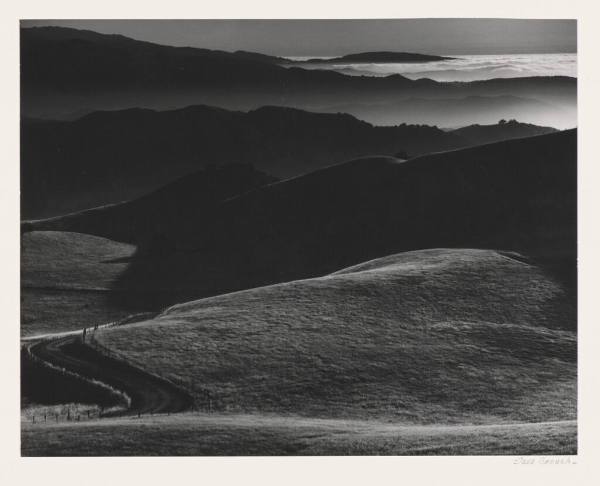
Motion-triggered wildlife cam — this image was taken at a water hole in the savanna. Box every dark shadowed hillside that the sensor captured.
[21,105,469,218]
[23,164,278,244]
[22,103,565,219]
[27,129,574,308]
[20,26,296,91]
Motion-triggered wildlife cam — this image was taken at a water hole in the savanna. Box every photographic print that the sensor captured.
[19,18,577,456]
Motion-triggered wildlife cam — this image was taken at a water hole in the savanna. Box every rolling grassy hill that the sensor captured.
[22,131,576,333]
[93,248,576,424]
[21,231,135,290]
[20,25,578,457]
[48,129,572,309]
[21,231,137,336]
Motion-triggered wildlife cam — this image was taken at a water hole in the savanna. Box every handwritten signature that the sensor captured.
[514,456,577,465]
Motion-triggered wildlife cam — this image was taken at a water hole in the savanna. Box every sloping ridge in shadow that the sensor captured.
[110,130,576,309]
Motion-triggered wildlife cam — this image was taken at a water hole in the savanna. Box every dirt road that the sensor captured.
[26,333,193,416]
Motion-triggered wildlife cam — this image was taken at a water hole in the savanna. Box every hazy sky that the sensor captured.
[21,19,576,56]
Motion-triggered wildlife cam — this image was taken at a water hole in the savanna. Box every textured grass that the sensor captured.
[21,414,577,456]
[21,231,135,290]
[21,231,139,336]
[21,289,140,337]
[21,403,102,421]
[95,249,576,425]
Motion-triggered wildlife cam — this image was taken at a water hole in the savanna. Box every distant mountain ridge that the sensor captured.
[21,26,576,125]
[315,95,574,128]
[451,119,558,145]
[21,104,465,218]
[21,26,293,90]
[21,103,558,219]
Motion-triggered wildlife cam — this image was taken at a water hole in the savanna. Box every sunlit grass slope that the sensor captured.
[22,414,576,456]
[21,231,135,289]
[95,248,576,424]
[21,231,136,336]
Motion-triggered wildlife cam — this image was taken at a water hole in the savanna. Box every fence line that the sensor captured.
[24,311,217,424]
[25,401,221,425]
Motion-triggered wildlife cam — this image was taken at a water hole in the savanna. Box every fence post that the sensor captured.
[32,415,35,424]
[44,414,47,423]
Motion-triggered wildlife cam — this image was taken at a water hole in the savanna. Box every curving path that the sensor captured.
[26,332,193,416]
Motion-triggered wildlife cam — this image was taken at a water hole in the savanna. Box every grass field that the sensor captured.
[94,248,576,425]
[21,413,576,456]
[21,231,140,336]
[21,288,142,337]
[21,231,135,290]
[87,130,576,312]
